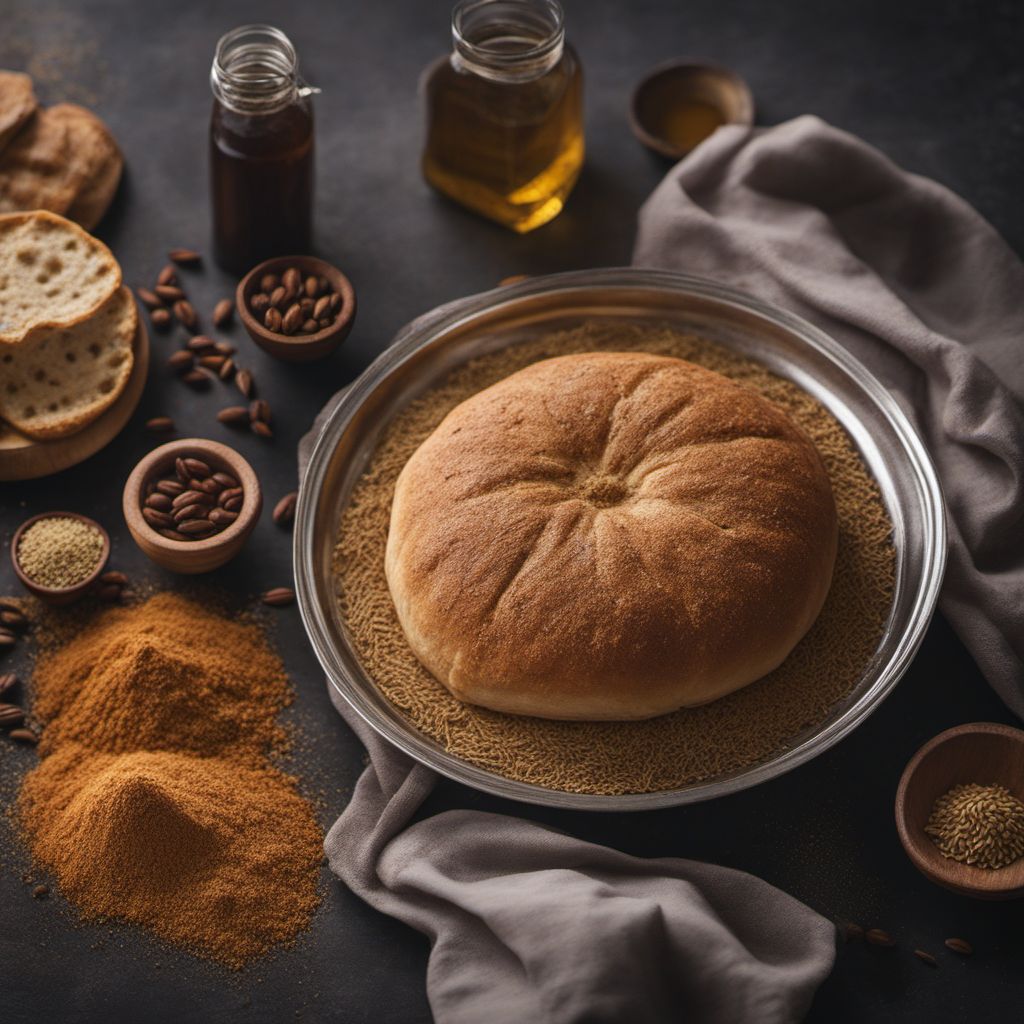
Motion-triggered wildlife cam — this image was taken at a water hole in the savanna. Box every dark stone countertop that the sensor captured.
[1,1,1022,1021]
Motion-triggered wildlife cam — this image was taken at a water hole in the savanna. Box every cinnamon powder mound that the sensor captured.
[332,322,896,795]
[17,593,322,967]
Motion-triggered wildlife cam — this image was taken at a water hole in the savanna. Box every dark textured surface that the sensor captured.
[1,1,1022,1021]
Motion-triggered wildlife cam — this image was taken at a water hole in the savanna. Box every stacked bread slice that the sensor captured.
[0,211,136,440]
[0,70,123,230]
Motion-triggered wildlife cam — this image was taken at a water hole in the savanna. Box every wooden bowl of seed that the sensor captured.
[10,512,110,605]
[896,722,1024,900]
[123,439,262,574]
[237,255,356,362]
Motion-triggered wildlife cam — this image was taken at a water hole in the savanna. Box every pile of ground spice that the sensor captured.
[332,322,896,795]
[17,592,322,967]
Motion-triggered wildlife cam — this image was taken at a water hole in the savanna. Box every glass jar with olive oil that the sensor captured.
[422,0,584,233]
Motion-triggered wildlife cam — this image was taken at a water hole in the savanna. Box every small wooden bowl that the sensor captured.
[895,723,1024,900]
[10,512,110,605]
[236,255,356,362]
[630,60,754,160]
[123,439,261,574]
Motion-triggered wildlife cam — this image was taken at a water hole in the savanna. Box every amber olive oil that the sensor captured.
[422,0,584,233]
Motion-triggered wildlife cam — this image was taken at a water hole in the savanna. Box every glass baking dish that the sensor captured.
[294,268,946,810]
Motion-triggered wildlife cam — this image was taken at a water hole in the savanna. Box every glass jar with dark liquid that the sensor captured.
[209,25,317,272]
[422,0,584,233]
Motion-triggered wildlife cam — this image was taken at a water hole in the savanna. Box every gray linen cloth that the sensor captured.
[634,114,1024,718]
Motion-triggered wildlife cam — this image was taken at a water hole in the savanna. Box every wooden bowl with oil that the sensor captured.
[895,722,1024,900]
[630,61,754,160]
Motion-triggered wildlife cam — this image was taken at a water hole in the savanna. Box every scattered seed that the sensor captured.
[187,335,217,352]
[166,350,194,372]
[944,938,973,956]
[214,340,236,356]
[249,399,270,423]
[154,284,185,303]
[9,727,38,745]
[96,583,123,602]
[150,308,172,331]
[212,298,234,328]
[235,368,254,398]
[0,630,17,649]
[173,300,198,329]
[841,922,864,943]
[262,587,295,607]
[0,672,17,696]
[218,358,236,381]
[0,704,25,727]
[273,491,298,527]
[99,571,129,587]
[145,416,175,433]
[217,406,250,426]
[156,264,178,287]
[32,884,49,899]
[136,286,163,309]
[865,929,895,948]
[0,607,27,630]
[914,949,938,967]
[251,420,273,439]
[169,248,202,266]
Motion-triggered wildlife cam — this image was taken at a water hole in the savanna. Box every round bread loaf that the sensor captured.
[385,351,838,720]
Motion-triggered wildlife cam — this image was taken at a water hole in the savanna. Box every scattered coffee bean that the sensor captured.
[251,420,273,439]
[157,264,178,286]
[218,358,236,381]
[9,727,38,745]
[212,298,234,328]
[146,416,175,434]
[96,583,123,602]
[183,368,213,388]
[169,248,202,266]
[262,587,295,607]
[199,355,226,370]
[249,399,270,424]
[32,884,49,899]
[151,308,172,331]
[99,571,129,587]
[913,949,938,968]
[865,929,895,948]
[235,369,254,398]
[217,406,250,425]
[155,284,185,303]
[0,672,17,696]
[0,628,17,649]
[841,923,864,943]
[944,938,973,956]
[188,335,217,352]
[0,607,27,631]
[173,300,198,329]
[214,340,236,355]
[136,286,163,309]
[273,491,297,527]
[166,350,194,372]
[0,704,25,727]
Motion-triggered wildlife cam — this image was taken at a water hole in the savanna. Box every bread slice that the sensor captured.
[50,104,123,231]
[0,285,136,439]
[0,72,38,154]
[0,210,121,344]
[0,105,80,217]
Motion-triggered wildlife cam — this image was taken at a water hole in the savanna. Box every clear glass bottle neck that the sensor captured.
[211,24,303,115]
[451,0,566,83]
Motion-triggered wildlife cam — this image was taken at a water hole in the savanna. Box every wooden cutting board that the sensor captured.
[0,317,149,481]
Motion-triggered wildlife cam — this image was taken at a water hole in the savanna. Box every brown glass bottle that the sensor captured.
[209,26,316,272]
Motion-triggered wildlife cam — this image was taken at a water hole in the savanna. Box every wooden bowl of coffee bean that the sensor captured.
[122,439,262,573]
[237,256,356,362]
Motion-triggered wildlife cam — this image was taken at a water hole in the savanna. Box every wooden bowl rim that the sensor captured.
[10,510,110,597]
[629,58,755,160]
[895,721,1024,897]
[122,439,261,553]
[236,255,356,350]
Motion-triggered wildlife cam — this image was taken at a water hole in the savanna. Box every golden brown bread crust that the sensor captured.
[385,351,838,720]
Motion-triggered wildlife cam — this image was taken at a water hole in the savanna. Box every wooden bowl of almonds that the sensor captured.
[895,722,1024,900]
[123,439,262,573]
[237,255,356,362]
